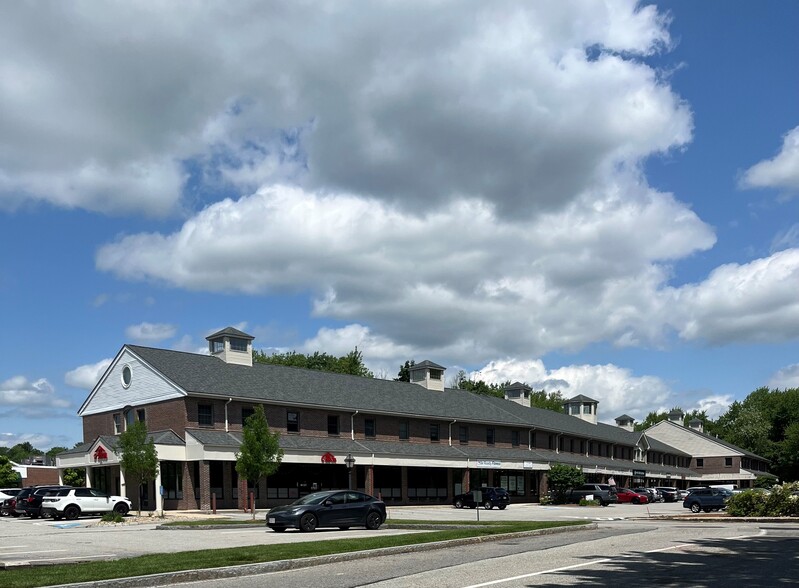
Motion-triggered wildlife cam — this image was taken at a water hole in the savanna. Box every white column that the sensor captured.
[155,465,163,514]
[85,466,92,487]
[119,468,127,499]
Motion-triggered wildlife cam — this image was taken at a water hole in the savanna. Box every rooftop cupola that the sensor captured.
[615,414,635,432]
[563,394,598,425]
[688,417,704,433]
[409,360,446,391]
[504,382,532,407]
[206,327,254,367]
[668,408,685,425]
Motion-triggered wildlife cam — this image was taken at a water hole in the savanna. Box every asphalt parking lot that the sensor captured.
[0,500,689,568]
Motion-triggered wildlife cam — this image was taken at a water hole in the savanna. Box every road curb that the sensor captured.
[51,523,598,588]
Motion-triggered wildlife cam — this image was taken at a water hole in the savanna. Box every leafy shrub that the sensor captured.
[726,483,799,517]
[578,498,600,507]
[101,512,125,523]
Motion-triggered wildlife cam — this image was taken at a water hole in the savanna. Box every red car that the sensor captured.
[615,488,649,504]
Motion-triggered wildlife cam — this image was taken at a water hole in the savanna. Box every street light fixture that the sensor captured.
[344,453,356,490]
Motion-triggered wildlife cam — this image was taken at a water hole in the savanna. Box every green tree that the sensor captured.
[7,442,42,464]
[394,360,415,382]
[529,389,566,412]
[115,421,159,515]
[254,348,374,377]
[63,468,86,487]
[0,455,20,486]
[455,376,509,399]
[236,405,283,519]
[546,463,585,503]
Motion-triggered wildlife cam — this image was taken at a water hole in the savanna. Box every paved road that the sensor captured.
[168,521,799,587]
[0,501,682,567]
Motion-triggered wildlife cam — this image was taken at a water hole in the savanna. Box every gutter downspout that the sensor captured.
[351,410,359,441]
[224,398,232,432]
[555,433,562,454]
[528,428,536,451]
[449,420,457,447]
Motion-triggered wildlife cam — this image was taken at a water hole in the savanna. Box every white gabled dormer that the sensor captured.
[504,382,532,407]
[409,360,446,391]
[563,394,598,425]
[206,327,254,367]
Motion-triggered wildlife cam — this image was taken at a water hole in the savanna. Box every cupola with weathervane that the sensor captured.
[206,327,254,367]
[409,360,446,391]
[563,394,599,425]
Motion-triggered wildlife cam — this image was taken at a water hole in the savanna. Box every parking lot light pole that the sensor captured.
[345,453,356,490]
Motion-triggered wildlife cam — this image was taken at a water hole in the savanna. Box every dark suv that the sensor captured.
[453,487,510,510]
[14,486,72,518]
[683,487,732,513]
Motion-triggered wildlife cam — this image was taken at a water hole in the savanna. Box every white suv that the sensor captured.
[40,487,131,520]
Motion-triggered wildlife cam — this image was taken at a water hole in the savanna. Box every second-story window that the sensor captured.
[287,411,300,433]
[365,418,376,438]
[430,423,440,442]
[327,415,340,436]
[511,431,520,447]
[198,404,213,427]
[486,428,495,445]
[242,407,255,424]
[399,420,409,440]
[136,408,146,423]
[113,413,122,434]
[725,457,733,467]
[459,425,469,444]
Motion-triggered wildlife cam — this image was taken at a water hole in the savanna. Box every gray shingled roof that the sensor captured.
[206,327,254,340]
[125,345,684,456]
[57,430,184,457]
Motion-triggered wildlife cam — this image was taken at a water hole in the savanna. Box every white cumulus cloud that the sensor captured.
[741,125,799,193]
[65,359,113,390]
[125,322,177,343]
[768,364,799,390]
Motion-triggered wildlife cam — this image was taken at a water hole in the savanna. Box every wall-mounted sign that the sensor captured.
[475,460,501,469]
[523,461,534,469]
[632,469,646,477]
[320,452,337,464]
[93,446,108,463]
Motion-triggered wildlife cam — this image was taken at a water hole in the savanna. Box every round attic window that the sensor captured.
[121,365,132,388]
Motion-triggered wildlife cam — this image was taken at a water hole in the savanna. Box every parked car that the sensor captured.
[453,487,510,510]
[677,489,690,500]
[266,490,386,533]
[615,488,649,504]
[654,486,679,502]
[686,486,709,495]
[39,487,132,520]
[683,487,732,513]
[566,484,618,506]
[0,488,21,517]
[14,485,73,518]
[634,488,661,503]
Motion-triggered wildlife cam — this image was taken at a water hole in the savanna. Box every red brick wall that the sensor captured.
[82,398,188,442]
[22,467,60,486]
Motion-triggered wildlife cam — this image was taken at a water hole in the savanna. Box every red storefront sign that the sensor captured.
[93,446,108,462]
[320,452,337,464]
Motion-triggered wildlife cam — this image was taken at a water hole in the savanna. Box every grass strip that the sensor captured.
[0,520,586,588]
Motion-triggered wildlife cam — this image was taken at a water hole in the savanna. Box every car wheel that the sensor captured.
[632,498,640,504]
[64,506,81,520]
[366,510,383,530]
[299,513,317,532]
[271,527,286,533]
[454,499,464,509]
[339,526,350,531]
[484,501,493,510]
[498,505,507,510]
[113,502,129,516]
[690,503,701,513]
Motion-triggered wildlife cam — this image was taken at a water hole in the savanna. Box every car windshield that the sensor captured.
[290,492,336,506]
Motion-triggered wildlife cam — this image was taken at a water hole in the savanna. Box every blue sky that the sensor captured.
[1,1,798,451]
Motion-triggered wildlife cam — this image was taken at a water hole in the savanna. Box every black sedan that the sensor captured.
[266,490,386,533]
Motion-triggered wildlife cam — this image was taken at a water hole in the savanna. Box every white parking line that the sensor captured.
[0,550,68,557]
[0,546,27,550]
[462,559,612,588]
